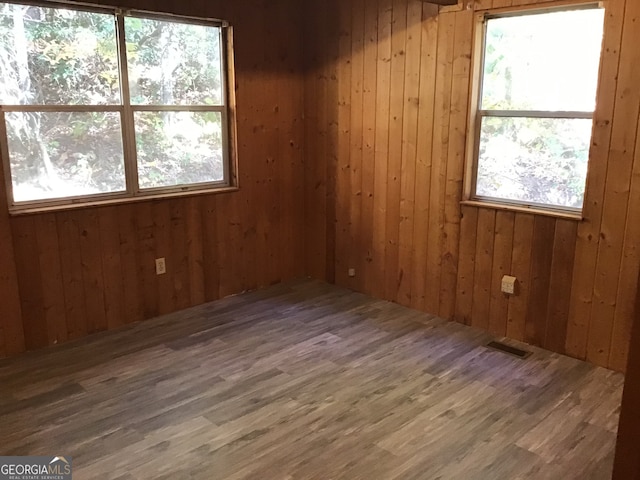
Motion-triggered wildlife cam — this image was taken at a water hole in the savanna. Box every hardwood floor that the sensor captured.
[0,279,623,479]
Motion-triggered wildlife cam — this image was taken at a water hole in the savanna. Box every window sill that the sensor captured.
[460,200,583,221]
[8,186,240,216]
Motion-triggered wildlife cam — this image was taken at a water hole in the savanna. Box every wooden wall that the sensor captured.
[1,0,637,373]
[0,0,306,357]
[612,268,640,479]
[303,0,640,372]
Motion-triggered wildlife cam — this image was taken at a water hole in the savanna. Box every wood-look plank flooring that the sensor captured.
[0,280,624,479]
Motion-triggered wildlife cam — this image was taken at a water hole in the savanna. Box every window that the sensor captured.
[0,2,236,211]
[468,6,605,213]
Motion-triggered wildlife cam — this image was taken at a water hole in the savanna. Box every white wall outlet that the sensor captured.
[155,257,167,275]
[501,275,517,295]
[348,268,356,278]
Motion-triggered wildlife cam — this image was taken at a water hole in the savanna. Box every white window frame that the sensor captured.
[0,1,238,214]
[463,2,604,218]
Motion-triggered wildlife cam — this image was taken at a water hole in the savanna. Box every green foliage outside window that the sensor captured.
[0,3,226,204]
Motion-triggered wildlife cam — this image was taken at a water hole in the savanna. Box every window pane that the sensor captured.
[125,17,222,106]
[135,111,224,189]
[0,3,120,105]
[6,112,125,202]
[476,116,592,209]
[482,9,605,112]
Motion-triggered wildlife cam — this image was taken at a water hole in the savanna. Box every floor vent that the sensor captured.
[487,341,532,359]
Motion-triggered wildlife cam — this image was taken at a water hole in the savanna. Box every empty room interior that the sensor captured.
[1,0,640,478]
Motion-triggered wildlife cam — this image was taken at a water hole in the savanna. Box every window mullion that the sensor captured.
[130,105,226,112]
[0,105,122,113]
[480,110,594,119]
[116,12,139,197]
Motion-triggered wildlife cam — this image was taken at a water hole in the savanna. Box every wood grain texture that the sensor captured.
[348,0,365,293]
[371,0,393,300]
[506,214,535,342]
[585,0,640,368]
[488,211,515,337]
[472,208,496,332]
[335,0,353,289]
[425,9,455,315]
[525,216,556,347]
[566,0,626,362]
[396,0,422,306]
[454,206,478,325]
[383,0,408,301]
[612,269,640,479]
[544,220,578,354]
[0,279,624,479]
[410,4,439,312]
[0,0,638,374]
[0,0,306,358]
[303,0,640,371]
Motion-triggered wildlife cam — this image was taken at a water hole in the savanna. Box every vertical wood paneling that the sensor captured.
[409,4,439,311]
[325,2,340,286]
[0,0,306,359]
[335,0,353,287]
[278,1,305,282]
[454,206,478,325]
[57,212,89,338]
[169,200,190,311]
[263,6,282,290]
[12,217,47,350]
[506,213,534,342]
[396,0,422,306]
[185,197,205,307]
[471,208,496,331]
[545,219,578,354]
[303,0,640,372]
[371,0,393,300]
[201,197,220,302]
[135,201,158,320]
[117,205,143,324]
[383,0,408,301]
[304,2,328,281]
[612,268,640,479]
[488,211,515,337]
[98,208,125,331]
[247,6,269,293]
[2,0,639,374]
[609,118,640,371]
[566,0,627,360]
[153,202,174,315]
[78,209,108,334]
[586,0,640,367]
[525,216,555,346]
[424,11,455,314]
[34,215,67,345]
[440,9,473,319]
[360,0,378,295]
[349,0,365,291]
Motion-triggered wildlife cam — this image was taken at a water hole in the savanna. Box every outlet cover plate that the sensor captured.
[501,275,517,295]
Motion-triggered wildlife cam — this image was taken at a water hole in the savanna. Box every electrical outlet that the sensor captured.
[348,268,356,278]
[501,275,517,295]
[155,257,166,275]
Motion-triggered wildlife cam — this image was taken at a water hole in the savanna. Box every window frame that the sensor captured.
[0,0,238,214]
[463,2,604,218]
